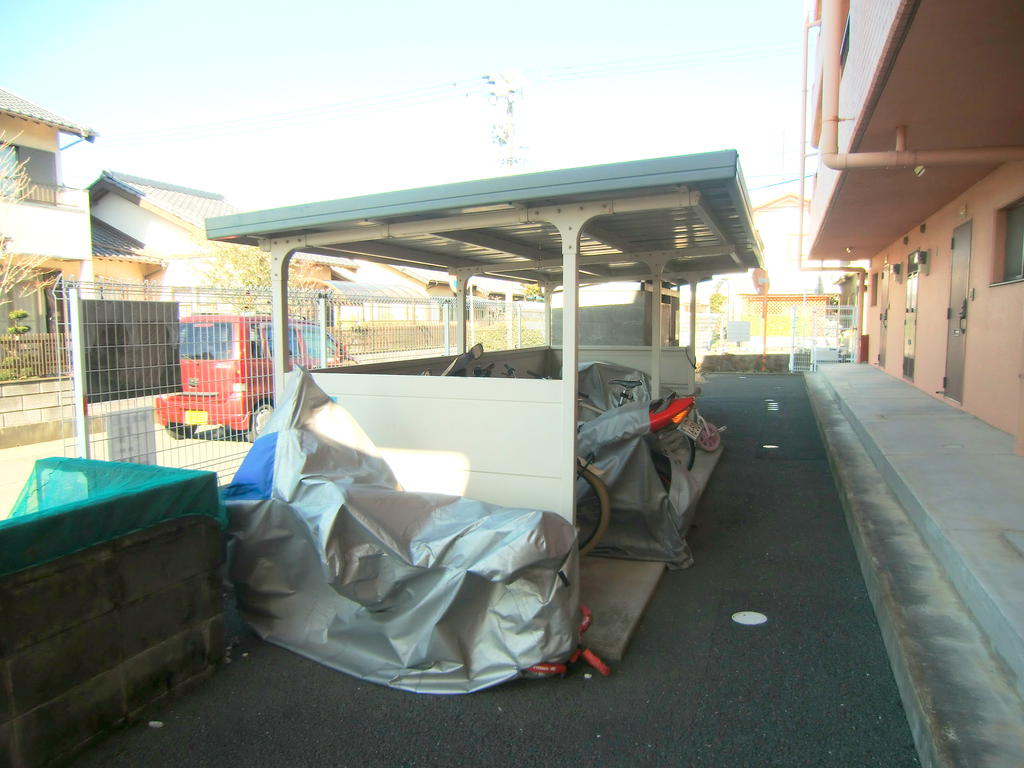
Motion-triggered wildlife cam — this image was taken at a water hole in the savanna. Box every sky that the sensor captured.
[4,0,810,213]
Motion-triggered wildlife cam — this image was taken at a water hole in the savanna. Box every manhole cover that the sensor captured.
[731,611,768,626]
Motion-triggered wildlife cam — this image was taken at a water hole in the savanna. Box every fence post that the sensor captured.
[442,300,451,354]
[469,294,475,347]
[317,295,329,367]
[516,303,522,349]
[68,284,90,459]
[789,306,798,373]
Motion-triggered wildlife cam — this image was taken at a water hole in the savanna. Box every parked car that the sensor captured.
[154,315,352,441]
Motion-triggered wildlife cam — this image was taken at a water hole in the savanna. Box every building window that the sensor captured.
[870,272,878,305]
[1003,200,1024,282]
[0,143,20,198]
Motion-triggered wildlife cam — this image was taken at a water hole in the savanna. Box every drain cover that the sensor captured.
[731,611,768,626]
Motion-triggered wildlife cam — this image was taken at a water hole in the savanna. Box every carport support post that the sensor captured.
[542,283,554,345]
[650,265,664,396]
[451,272,470,353]
[548,215,589,522]
[269,241,295,400]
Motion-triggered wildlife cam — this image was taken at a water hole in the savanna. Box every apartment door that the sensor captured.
[878,265,890,367]
[903,266,918,380]
[944,221,972,402]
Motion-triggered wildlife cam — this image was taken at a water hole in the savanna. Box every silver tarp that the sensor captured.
[576,362,697,568]
[224,369,580,694]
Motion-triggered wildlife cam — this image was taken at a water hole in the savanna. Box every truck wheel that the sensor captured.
[165,423,197,440]
[247,403,274,442]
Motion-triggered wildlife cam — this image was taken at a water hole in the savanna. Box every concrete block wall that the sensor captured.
[0,517,225,768]
[0,379,73,449]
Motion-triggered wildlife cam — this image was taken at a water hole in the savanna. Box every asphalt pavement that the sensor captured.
[73,373,919,768]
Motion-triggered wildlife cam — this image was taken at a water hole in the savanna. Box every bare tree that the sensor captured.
[200,240,325,291]
[0,132,55,310]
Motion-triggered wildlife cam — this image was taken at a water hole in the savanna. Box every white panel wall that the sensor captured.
[555,345,696,396]
[312,372,570,519]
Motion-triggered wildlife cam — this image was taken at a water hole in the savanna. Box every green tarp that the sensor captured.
[1,458,225,577]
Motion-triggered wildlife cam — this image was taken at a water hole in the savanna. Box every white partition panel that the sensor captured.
[554,346,696,395]
[312,372,569,519]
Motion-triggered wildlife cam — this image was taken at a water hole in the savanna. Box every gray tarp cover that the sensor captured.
[225,369,579,694]
[576,362,697,568]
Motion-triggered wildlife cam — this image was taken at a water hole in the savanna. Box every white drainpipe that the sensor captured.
[819,0,1024,170]
[800,11,867,362]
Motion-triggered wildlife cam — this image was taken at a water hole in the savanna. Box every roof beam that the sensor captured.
[314,241,477,271]
[582,222,635,253]
[693,201,735,251]
[432,229,559,260]
[292,189,701,249]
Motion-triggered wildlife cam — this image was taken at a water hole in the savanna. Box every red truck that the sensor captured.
[154,314,350,441]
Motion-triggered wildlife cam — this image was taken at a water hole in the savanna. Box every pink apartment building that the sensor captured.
[805,0,1024,451]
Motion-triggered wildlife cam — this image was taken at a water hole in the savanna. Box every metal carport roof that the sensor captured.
[206,150,763,285]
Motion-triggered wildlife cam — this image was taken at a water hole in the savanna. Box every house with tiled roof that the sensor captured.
[1,87,98,332]
[87,171,242,284]
[86,170,511,297]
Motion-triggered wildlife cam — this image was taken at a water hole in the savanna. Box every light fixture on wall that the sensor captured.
[892,262,904,283]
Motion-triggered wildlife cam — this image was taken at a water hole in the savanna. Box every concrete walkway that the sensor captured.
[807,364,1024,767]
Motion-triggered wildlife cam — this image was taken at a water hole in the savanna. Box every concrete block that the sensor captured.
[37,405,74,422]
[204,613,226,665]
[121,632,188,717]
[0,659,11,725]
[114,520,223,603]
[15,668,124,768]
[8,611,122,715]
[119,582,191,659]
[2,409,42,428]
[0,396,21,414]
[185,572,223,625]
[0,548,117,654]
[0,420,66,450]
[37,379,65,394]
[0,721,12,768]
[0,383,40,397]
[20,393,60,410]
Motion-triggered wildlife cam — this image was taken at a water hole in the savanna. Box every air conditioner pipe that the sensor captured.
[819,0,1024,170]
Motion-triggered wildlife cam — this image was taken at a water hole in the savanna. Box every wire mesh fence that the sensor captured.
[687,296,858,370]
[52,280,547,484]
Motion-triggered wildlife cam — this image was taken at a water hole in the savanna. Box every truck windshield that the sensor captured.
[180,322,234,360]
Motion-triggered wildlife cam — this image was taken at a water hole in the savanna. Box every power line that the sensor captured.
[101,43,800,148]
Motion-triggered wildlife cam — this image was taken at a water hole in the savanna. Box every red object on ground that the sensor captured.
[527,601,611,678]
[648,396,695,432]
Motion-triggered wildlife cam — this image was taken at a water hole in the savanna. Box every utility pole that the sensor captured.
[484,72,522,170]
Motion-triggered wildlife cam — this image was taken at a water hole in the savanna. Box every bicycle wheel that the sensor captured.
[576,464,611,556]
[697,421,721,452]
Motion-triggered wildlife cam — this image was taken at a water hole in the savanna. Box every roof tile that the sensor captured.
[0,87,97,139]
